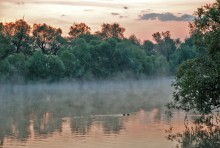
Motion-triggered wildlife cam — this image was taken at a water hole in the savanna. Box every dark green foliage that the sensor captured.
[168,0,220,114]
[71,38,92,78]
[169,54,220,114]
[153,55,170,75]
[114,41,148,75]
[27,51,65,81]
[153,31,178,61]
[78,34,100,43]
[0,59,10,79]
[143,40,155,55]
[90,41,114,77]
[190,0,220,55]
[7,53,28,78]
[59,50,80,77]
[169,40,197,73]
[47,55,65,79]
[0,20,201,82]
[27,51,49,80]
[0,22,17,59]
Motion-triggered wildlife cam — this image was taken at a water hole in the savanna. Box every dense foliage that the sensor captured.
[0,20,197,82]
[168,0,220,114]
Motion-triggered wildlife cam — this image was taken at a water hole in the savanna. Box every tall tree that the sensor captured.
[128,34,140,45]
[69,23,91,39]
[2,19,31,54]
[153,31,177,61]
[189,0,220,54]
[96,23,125,40]
[0,22,9,59]
[32,23,63,54]
[168,0,220,114]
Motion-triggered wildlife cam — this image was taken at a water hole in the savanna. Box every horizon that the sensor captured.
[0,0,215,41]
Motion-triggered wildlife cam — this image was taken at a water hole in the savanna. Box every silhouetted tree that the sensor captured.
[69,23,91,39]
[33,23,63,54]
[153,31,177,61]
[96,23,125,40]
[2,19,31,55]
[128,34,140,45]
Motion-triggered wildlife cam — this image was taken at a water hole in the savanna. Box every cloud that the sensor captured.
[3,0,123,9]
[139,12,194,22]
[111,13,119,16]
[15,1,25,5]
[120,15,128,19]
[0,0,124,9]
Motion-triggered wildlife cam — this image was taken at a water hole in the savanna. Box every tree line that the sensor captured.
[0,20,198,81]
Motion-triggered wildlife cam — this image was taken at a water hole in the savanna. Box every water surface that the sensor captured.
[0,78,186,148]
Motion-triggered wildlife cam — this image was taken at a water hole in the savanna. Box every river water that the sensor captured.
[0,78,188,148]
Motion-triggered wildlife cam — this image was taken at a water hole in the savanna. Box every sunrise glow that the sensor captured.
[0,0,215,41]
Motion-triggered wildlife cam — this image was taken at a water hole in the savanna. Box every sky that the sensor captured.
[0,0,216,41]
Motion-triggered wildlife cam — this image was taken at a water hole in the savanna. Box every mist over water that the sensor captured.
[0,77,174,115]
[0,77,181,148]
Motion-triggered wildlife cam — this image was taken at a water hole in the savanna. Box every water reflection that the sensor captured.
[166,114,220,148]
[71,117,93,135]
[0,78,176,148]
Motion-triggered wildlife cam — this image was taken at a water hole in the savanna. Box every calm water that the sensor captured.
[0,78,188,148]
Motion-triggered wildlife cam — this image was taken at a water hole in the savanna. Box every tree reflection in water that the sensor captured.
[102,116,125,134]
[0,79,173,147]
[71,117,93,135]
[166,114,220,148]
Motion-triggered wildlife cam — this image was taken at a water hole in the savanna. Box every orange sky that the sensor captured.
[0,0,216,41]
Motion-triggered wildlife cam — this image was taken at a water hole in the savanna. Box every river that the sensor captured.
[0,78,189,148]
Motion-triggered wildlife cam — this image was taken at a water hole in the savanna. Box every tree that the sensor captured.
[7,53,28,79]
[27,51,66,80]
[71,38,92,78]
[128,34,140,45]
[168,0,220,114]
[0,23,9,59]
[0,59,10,79]
[27,51,49,80]
[90,41,114,77]
[169,37,197,73]
[189,0,220,55]
[2,19,31,55]
[32,23,63,54]
[143,40,155,55]
[47,55,65,80]
[113,40,147,75]
[59,50,80,77]
[95,23,125,40]
[69,23,91,39]
[153,31,177,62]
